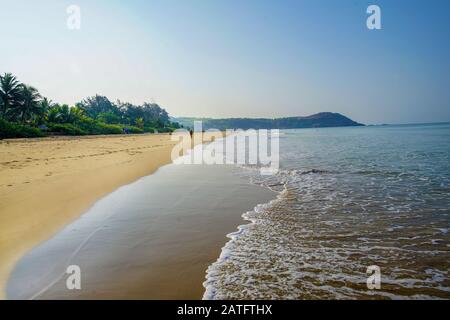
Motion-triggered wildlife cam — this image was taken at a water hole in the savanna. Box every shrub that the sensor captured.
[123,125,144,134]
[74,117,123,135]
[95,123,123,135]
[144,127,157,133]
[157,127,175,133]
[0,118,45,139]
[48,123,87,136]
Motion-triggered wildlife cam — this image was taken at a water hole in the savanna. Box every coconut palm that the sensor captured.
[47,104,84,124]
[70,106,85,120]
[34,97,54,125]
[15,85,42,124]
[0,73,22,118]
[57,104,75,123]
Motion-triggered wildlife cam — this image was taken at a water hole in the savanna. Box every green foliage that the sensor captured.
[0,118,45,139]
[77,95,119,119]
[123,126,144,134]
[49,120,143,136]
[135,117,144,129]
[144,127,157,133]
[0,72,182,138]
[95,123,124,135]
[97,112,122,124]
[118,102,169,127]
[35,97,53,125]
[47,104,83,124]
[47,123,87,136]
[13,85,42,124]
[0,73,22,119]
[74,116,122,135]
[157,127,175,133]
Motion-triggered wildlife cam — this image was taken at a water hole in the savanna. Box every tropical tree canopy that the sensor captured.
[0,72,181,138]
[0,73,22,118]
[16,85,42,123]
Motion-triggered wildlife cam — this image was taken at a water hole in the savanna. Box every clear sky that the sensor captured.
[0,0,449,124]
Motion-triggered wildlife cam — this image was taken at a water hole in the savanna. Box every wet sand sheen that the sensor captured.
[0,134,180,299]
[7,164,275,299]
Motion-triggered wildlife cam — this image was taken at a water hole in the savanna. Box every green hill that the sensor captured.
[174,112,364,130]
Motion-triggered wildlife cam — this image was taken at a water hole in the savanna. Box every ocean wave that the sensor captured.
[202,163,450,300]
[203,125,450,300]
[203,183,288,300]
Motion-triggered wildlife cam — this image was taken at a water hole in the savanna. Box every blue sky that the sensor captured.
[0,0,449,124]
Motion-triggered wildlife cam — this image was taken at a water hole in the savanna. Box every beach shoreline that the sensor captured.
[6,164,275,299]
[0,133,184,299]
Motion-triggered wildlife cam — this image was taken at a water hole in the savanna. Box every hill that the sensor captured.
[174,112,364,130]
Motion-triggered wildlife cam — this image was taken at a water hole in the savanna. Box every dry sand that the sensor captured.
[0,134,182,299]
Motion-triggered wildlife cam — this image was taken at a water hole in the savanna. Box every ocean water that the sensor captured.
[204,123,450,299]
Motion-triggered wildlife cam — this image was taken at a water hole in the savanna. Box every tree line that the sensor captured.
[0,72,181,138]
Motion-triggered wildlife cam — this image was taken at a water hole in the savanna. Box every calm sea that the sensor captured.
[204,123,450,299]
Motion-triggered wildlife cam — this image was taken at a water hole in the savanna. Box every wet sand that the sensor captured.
[0,134,181,299]
[7,164,275,299]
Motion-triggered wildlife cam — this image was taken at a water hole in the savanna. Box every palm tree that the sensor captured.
[34,97,54,125]
[47,104,84,124]
[70,106,85,121]
[47,105,61,123]
[135,117,144,129]
[57,104,74,123]
[0,73,22,118]
[16,85,42,124]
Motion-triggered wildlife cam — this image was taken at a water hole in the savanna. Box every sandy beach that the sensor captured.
[0,134,182,299]
[7,164,274,299]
